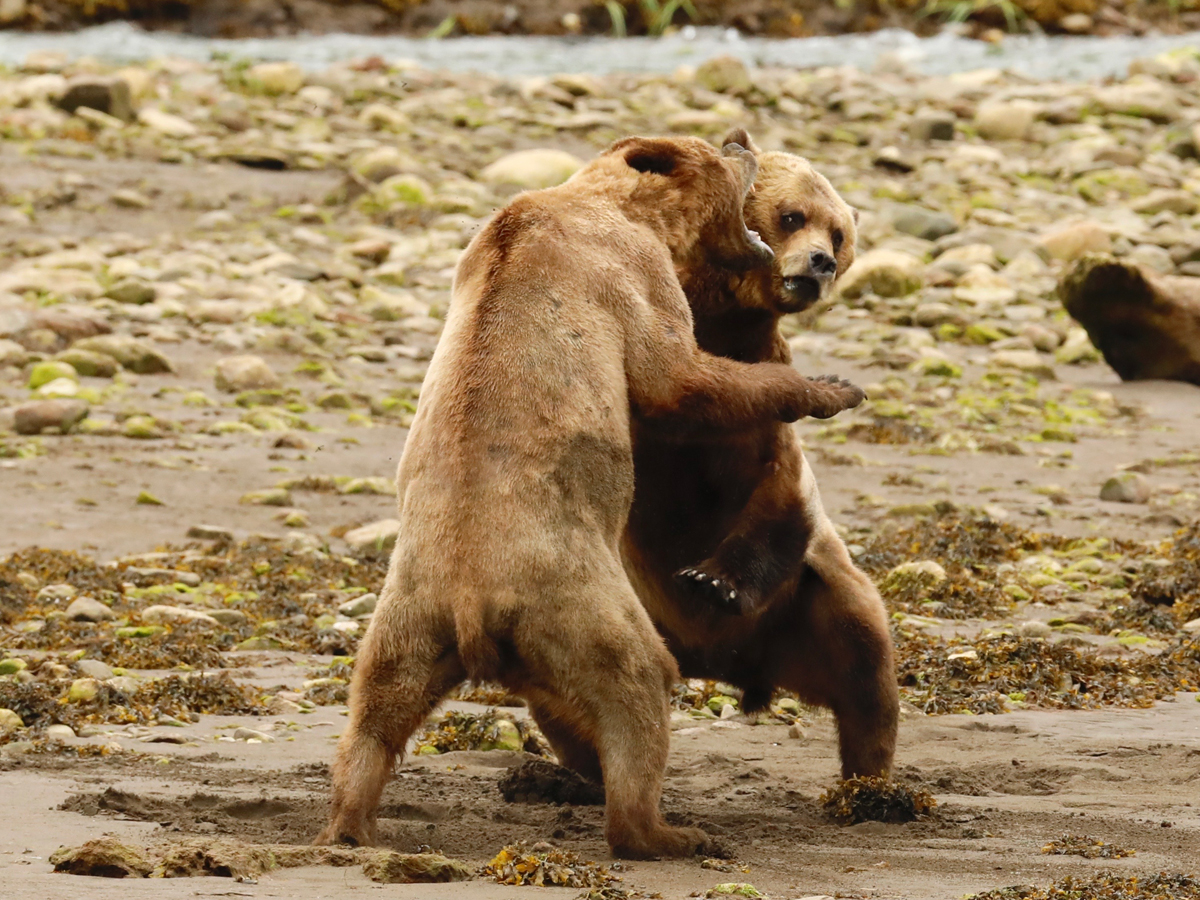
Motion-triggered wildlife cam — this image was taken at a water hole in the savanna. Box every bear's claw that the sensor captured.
[674,567,742,613]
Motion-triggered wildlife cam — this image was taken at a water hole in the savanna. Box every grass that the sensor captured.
[918,0,1027,31]
[605,0,700,38]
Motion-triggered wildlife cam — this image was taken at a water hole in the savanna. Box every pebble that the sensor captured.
[343,519,401,553]
[480,149,584,190]
[215,355,281,392]
[11,398,89,434]
[232,727,275,743]
[75,659,114,680]
[0,709,25,735]
[338,592,379,618]
[1100,472,1151,504]
[141,605,221,629]
[65,596,115,622]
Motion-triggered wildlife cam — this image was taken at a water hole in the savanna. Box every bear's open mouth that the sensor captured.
[781,274,822,308]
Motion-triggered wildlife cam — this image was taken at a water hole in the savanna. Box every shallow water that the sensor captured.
[1,21,1199,80]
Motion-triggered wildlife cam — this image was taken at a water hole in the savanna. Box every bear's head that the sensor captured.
[723,128,857,315]
[589,134,775,271]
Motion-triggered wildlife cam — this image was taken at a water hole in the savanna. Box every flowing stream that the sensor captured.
[1,21,1199,79]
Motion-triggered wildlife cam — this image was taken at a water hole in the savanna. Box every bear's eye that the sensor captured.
[832,230,844,252]
[780,211,806,232]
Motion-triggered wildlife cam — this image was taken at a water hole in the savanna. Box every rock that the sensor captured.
[882,560,947,590]
[974,99,1041,141]
[215,355,280,392]
[990,350,1055,379]
[136,490,165,506]
[56,349,117,378]
[240,488,291,506]
[51,838,153,878]
[1039,221,1111,262]
[839,249,924,299]
[343,519,401,554]
[695,55,752,94]
[0,708,24,736]
[233,726,274,743]
[37,583,76,602]
[56,76,133,123]
[0,338,29,369]
[247,61,305,94]
[0,0,27,25]
[1131,189,1199,217]
[1059,254,1200,384]
[0,658,27,676]
[186,524,234,541]
[338,593,378,618]
[890,204,957,241]
[65,596,115,622]
[1100,472,1151,504]
[12,399,89,434]
[67,677,101,703]
[75,659,114,680]
[123,416,163,439]
[339,476,395,495]
[28,360,77,390]
[72,335,173,374]
[104,278,156,305]
[1183,618,1200,633]
[1095,79,1180,122]
[480,149,584,190]
[362,851,473,885]
[208,609,247,626]
[353,146,417,183]
[137,107,198,138]
[484,718,524,752]
[1018,620,1052,638]
[909,109,956,141]
[142,605,220,628]
[44,723,73,741]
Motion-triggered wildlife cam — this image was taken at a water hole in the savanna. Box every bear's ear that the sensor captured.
[612,137,684,176]
[720,127,761,156]
[852,207,860,224]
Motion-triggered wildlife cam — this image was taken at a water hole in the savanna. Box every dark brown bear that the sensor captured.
[623,129,899,780]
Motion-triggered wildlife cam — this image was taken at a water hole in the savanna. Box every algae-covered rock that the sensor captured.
[362,850,473,884]
[51,837,153,878]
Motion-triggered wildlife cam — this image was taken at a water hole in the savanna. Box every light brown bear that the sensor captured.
[316,134,866,860]
[620,129,900,780]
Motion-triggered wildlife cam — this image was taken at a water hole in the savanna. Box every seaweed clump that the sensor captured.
[450,681,525,707]
[967,873,1200,900]
[895,632,1200,715]
[1134,523,1200,621]
[414,709,550,757]
[484,842,616,888]
[820,776,936,824]
[1041,834,1135,859]
[0,672,265,738]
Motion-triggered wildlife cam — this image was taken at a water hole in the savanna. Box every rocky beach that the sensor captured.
[1,31,1200,900]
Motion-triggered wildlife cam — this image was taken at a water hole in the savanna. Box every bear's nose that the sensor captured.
[809,250,837,277]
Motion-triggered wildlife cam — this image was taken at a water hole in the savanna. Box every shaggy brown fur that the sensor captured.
[620,130,899,780]
[316,134,865,860]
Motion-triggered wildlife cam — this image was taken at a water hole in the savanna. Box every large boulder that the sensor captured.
[1059,254,1200,384]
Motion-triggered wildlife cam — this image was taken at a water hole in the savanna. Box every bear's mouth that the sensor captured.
[781,274,822,309]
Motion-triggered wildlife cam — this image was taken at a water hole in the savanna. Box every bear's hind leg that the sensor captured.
[317,606,464,847]
[515,573,708,859]
[768,547,898,779]
[528,699,604,785]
